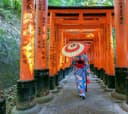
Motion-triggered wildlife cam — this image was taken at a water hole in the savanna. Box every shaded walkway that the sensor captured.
[39,73,127,114]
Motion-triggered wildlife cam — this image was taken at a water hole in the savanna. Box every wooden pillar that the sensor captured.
[56,28,61,72]
[97,30,102,70]
[62,32,66,70]
[96,32,101,77]
[99,27,106,80]
[97,29,103,79]
[34,0,49,98]
[114,0,128,94]
[54,26,60,86]
[94,35,99,75]
[102,24,109,85]
[54,25,58,75]
[65,38,70,68]
[56,28,63,82]
[59,29,65,80]
[16,0,36,110]
[95,34,99,76]
[89,43,94,71]
[125,0,128,104]
[93,38,96,68]
[100,27,105,70]
[49,12,57,90]
[59,30,64,70]
[106,12,115,89]
[91,41,95,71]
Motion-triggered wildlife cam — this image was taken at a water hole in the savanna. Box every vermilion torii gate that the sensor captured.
[0,0,127,114]
[48,6,115,90]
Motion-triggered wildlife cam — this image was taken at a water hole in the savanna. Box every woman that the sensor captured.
[73,54,88,99]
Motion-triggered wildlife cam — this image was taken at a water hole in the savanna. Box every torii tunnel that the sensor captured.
[0,0,128,114]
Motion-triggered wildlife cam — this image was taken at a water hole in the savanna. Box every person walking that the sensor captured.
[73,54,87,99]
[62,42,90,99]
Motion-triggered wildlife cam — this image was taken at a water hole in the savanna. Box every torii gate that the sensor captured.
[48,6,115,89]
[0,1,128,114]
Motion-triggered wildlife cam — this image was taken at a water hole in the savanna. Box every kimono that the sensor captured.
[73,54,89,98]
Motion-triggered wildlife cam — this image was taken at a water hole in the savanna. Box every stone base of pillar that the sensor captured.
[49,76,59,93]
[104,87,115,92]
[115,68,127,94]
[55,73,59,86]
[98,69,101,79]
[34,69,50,97]
[111,91,126,100]
[101,69,105,81]
[12,80,40,114]
[99,69,105,80]
[16,80,36,110]
[103,73,108,86]
[0,97,6,114]
[65,68,68,75]
[97,69,101,78]
[107,76,115,89]
[35,92,53,104]
[12,104,40,114]
[90,64,93,71]
[49,76,56,90]
[60,69,63,79]
[121,102,128,112]
[126,76,128,105]
[58,70,61,81]
[94,67,98,76]
[63,69,66,78]
[92,64,95,72]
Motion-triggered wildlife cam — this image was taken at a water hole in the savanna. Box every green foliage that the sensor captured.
[48,0,114,6]
[48,0,62,6]
[0,0,21,16]
[2,0,10,8]
[0,8,20,88]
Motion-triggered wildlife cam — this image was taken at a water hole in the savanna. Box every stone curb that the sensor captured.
[111,91,126,100]
[50,88,59,93]
[57,85,63,90]
[36,93,54,104]
[104,87,115,92]
[11,104,40,114]
[121,102,128,112]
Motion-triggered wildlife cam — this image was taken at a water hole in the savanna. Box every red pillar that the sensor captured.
[114,0,128,94]
[105,12,115,89]
[16,0,36,110]
[49,12,57,90]
[124,0,128,104]
[20,0,35,81]
[34,0,49,97]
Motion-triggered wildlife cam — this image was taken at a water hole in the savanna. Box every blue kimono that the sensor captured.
[73,54,88,98]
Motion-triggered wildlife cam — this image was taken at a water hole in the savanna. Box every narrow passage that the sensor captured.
[39,72,127,114]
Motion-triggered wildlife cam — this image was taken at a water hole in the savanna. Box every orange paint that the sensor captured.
[114,0,128,67]
[49,13,56,76]
[20,0,35,80]
[106,12,115,75]
[59,30,64,69]
[35,0,48,69]
[124,0,128,64]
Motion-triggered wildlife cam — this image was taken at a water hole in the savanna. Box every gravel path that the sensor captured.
[39,73,127,114]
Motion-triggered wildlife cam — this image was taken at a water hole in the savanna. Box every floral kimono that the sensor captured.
[73,54,88,99]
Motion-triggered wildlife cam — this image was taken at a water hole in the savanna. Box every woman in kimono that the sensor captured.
[73,54,89,99]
